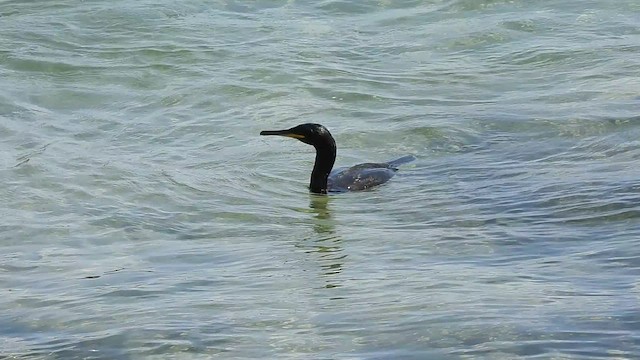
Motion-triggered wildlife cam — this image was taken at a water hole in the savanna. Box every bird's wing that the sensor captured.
[328,163,397,192]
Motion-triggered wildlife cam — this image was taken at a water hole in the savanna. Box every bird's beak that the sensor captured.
[260,129,305,139]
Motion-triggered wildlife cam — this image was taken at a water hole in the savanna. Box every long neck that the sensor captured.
[309,145,336,194]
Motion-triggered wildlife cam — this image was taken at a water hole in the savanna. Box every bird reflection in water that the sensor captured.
[307,194,345,290]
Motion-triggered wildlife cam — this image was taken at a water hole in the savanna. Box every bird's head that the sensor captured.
[260,123,335,149]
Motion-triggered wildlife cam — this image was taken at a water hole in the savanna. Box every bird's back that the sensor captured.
[328,162,399,192]
[327,155,415,192]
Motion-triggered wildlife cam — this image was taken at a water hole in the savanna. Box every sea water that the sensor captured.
[1,1,640,358]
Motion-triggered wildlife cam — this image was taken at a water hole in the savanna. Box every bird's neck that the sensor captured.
[310,145,336,194]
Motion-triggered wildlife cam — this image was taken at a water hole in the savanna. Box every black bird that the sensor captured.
[260,123,415,194]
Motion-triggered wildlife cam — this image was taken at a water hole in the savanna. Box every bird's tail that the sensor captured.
[387,155,416,167]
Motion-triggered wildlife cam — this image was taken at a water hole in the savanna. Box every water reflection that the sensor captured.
[305,195,346,289]
[308,194,333,234]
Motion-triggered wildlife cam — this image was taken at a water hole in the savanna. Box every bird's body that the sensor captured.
[260,123,414,194]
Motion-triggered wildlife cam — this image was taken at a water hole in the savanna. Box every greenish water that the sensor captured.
[1,1,640,359]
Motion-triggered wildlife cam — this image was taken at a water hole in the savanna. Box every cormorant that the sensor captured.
[260,123,415,194]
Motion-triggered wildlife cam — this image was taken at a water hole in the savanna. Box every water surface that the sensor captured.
[1,0,640,358]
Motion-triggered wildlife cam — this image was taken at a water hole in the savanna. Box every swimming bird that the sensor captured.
[260,123,415,194]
